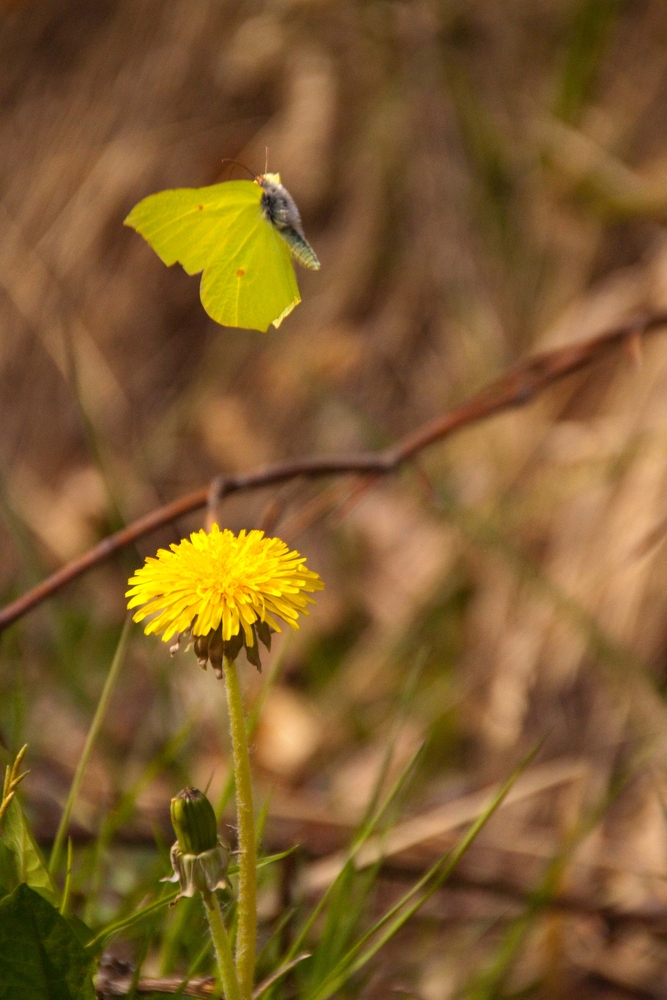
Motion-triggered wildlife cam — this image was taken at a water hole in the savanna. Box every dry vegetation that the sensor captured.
[4,0,667,996]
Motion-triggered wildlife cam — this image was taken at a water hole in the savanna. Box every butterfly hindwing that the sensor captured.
[200,205,300,331]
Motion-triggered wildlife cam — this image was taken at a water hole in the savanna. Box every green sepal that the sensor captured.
[163,841,230,902]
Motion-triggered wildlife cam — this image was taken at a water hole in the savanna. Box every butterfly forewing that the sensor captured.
[125,182,260,274]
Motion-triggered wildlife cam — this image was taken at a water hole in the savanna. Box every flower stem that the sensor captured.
[223,656,256,1000]
[202,889,242,1000]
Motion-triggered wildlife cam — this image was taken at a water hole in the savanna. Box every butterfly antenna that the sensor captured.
[264,146,269,174]
[221,158,257,181]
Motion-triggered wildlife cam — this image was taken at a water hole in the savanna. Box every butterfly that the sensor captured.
[124,172,320,332]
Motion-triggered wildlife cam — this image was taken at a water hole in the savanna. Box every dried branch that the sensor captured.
[96,953,310,999]
[2,312,667,634]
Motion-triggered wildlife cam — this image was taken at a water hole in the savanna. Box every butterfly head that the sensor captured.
[259,171,282,186]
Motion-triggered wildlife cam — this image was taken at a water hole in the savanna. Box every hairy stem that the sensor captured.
[223,656,257,1000]
[202,889,242,1000]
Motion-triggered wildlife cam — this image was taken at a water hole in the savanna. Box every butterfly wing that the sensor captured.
[199,199,300,332]
[124,180,300,332]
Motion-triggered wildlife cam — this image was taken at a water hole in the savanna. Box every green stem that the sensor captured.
[223,656,256,1000]
[49,615,132,875]
[202,889,243,1000]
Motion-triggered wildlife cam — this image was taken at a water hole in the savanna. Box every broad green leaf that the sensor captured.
[66,914,95,950]
[1,798,58,906]
[125,180,300,332]
[0,840,16,898]
[0,883,96,1000]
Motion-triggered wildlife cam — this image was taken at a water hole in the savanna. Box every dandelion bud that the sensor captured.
[170,787,218,855]
[163,787,230,903]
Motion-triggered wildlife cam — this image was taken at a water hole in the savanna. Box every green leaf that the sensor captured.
[0,839,17,898]
[1,798,58,906]
[0,883,96,1000]
[66,914,95,950]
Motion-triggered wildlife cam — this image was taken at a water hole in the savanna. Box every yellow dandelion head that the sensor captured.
[126,525,324,666]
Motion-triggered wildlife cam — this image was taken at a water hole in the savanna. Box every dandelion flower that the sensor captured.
[126,524,324,674]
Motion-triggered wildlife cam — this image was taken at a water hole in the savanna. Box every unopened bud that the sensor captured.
[170,787,218,856]
[164,787,230,903]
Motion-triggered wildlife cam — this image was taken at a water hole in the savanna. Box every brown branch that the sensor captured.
[96,953,310,999]
[2,311,667,633]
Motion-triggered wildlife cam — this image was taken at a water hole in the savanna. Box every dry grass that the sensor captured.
[4,0,667,995]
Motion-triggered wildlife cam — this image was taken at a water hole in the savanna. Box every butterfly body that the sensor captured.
[124,171,319,332]
[259,173,320,271]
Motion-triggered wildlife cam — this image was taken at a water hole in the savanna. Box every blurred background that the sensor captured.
[5,0,667,996]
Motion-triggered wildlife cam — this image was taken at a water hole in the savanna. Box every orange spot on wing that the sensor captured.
[236,269,245,277]
[198,205,203,210]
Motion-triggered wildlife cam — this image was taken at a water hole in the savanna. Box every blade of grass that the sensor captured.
[50,614,133,875]
[255,794,272,849]
[308,740,544,1000]
[252,953,311,999]
[281,741,425,970]
[159,895,200,976]
[465,750,634,999]
[225,847,300,879]
[305,851,444,1000]
[306,860,377,987]
[173,937,214,999]
[555,0,622,123]
[87,887,179,952]
[59,838,73,916]
[305,649,428,986]
[255,904,297,972]
[84,718,193,923]
[362,649,426,826]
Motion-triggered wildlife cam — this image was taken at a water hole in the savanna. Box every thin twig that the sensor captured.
[2,312,666,633]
